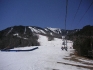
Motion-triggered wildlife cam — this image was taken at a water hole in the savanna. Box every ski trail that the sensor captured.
[6,27,13,36]
[0,35,92,70]
[24,27,26,34]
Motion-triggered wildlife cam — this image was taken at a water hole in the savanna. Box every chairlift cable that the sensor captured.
[73,0,82,21]
[79,1,93,23]
[65,0,68,31]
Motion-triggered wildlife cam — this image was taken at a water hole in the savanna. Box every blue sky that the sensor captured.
[0,0,93,30]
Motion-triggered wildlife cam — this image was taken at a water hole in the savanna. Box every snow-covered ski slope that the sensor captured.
[0,35,93,70]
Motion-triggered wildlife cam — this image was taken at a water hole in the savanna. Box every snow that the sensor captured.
[50,32,53,35]
[6,27,13,36]
[0,34,93,70]
[38,29,46,34]
[13,33,19,36]
[24,27,26,34]
[13,33,28,39]
[47,27,61,34]
[23,38,28,39]
[16,35,28,40]
[47,27,60,31]
[28,26,46,34]
[44,28,48,31]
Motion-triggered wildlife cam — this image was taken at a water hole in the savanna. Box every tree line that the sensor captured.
[67,25,93,59]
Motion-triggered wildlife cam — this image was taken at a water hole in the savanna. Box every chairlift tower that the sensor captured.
[64,32,67,51]
[61,0,68,51]
[64,0,68,51]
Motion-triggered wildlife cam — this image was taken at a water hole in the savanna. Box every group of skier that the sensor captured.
[61,41,67,51]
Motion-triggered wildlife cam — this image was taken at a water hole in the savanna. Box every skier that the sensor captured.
[61,46,64,50]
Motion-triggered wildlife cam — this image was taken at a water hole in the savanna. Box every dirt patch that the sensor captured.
[64,57,93,65]
[45,68,59,70]
[62,50,93,70]
[64,50,93,65]
[57,62,93,69]
[52,69,59,70]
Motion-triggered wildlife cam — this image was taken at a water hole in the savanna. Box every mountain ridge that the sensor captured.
[0,25,78,49]
[0,25,78,36]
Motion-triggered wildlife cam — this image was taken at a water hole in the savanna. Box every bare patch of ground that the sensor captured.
[57,62,93,70]
[61,50,93,70]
